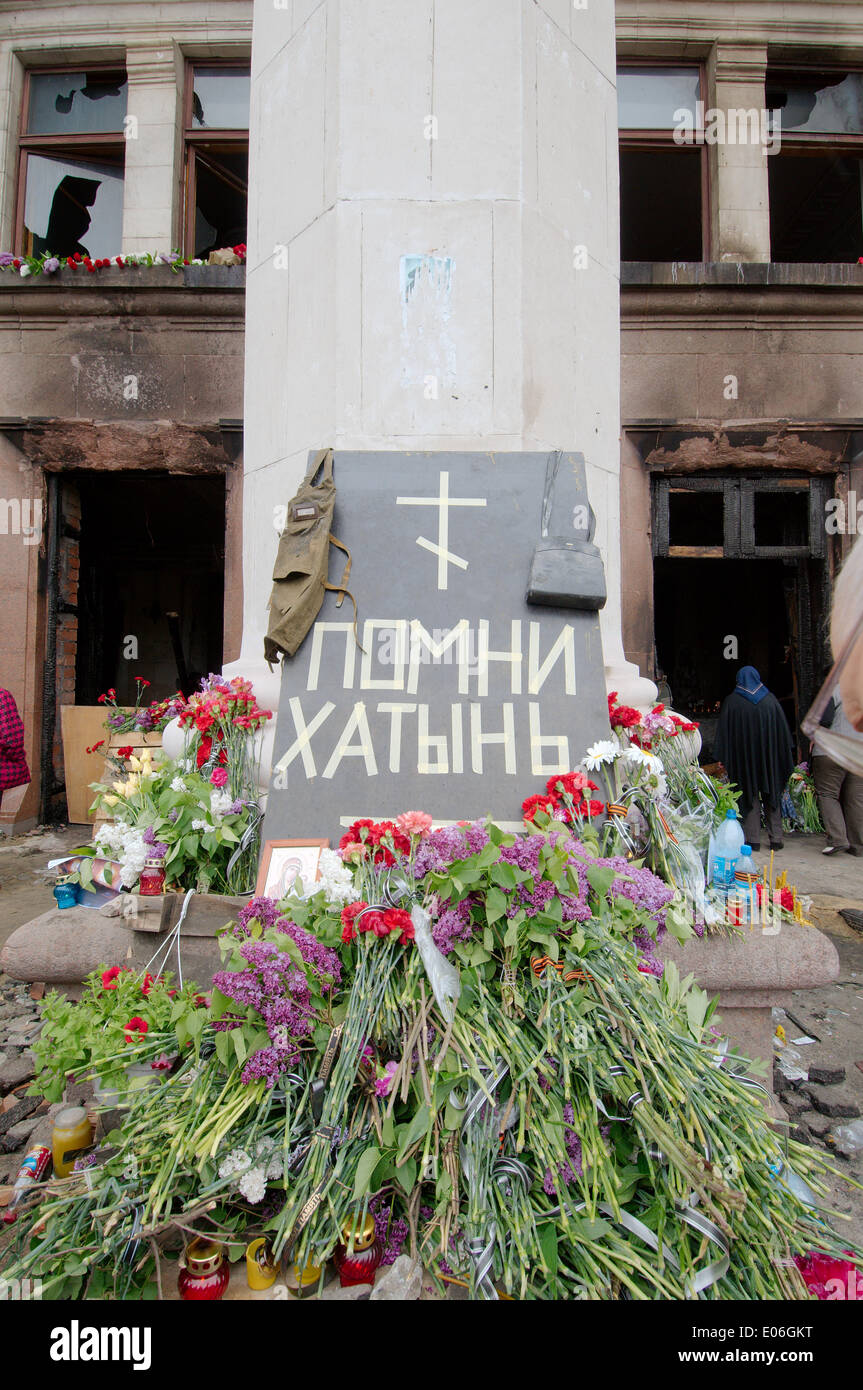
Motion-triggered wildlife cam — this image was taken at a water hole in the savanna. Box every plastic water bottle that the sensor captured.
[711,810,744,888]
[735,844,754,879]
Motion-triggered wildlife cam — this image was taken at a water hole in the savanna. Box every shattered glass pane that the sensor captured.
[22,153,124,259]
[27,71,127,134]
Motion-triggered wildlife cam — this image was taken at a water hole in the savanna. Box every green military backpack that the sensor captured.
[264,449,357,666]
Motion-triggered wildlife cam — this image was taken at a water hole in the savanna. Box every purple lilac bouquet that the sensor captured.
[213,906,341,1087]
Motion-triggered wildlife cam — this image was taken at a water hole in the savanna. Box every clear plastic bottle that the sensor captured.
[711,810,745,888]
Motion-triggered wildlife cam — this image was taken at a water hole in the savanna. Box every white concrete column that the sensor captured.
[708,43,771,263]
[229,0,656,727]
[121,45,185,255]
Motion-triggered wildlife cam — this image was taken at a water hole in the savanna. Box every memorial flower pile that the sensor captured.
[86,673,272,893]
[6,811,861,1302]
[97,678,185,735]
[0,246,246,278]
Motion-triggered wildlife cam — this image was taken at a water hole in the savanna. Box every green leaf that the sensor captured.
[232,1028,247,1065]
[586,865,616,899]
[503,917,520,949]
[396,1103,431,1162]
[537,1223,559,1276]
[490,861,517,890]
[395,1157,418,1195]
[352,1145,382,1202]
[215,1030,231,1065]
[475,840,501,869]
[381,1112,395,1148]
[485,886,507,923]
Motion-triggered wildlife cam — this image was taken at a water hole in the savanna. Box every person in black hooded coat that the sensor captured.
[714,666,794,851]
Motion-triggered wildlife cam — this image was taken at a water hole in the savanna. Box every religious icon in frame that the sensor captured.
[255,839,329,899]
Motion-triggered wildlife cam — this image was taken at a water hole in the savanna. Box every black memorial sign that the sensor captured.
[265,451,611,840]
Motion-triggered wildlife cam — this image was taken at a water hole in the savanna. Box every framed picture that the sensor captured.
[255,839,329,899]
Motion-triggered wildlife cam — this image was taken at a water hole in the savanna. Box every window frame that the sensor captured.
[14,63,128,257]
[652,475,828,560]
[617,59,711,262]
[182,57,250,259]
[765,65,863,263]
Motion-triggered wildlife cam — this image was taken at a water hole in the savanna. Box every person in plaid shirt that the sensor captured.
[0,685,30,809]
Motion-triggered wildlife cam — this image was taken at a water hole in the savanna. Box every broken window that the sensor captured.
[184,64,249,259]
[618,65,706,261]
[17,69,127,258]
[766,70,863,262]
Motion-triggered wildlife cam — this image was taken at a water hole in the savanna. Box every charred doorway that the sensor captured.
[652,474,831,761]
[73,471,226,704]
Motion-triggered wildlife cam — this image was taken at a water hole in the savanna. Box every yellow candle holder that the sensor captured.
[246,1238,278,1290]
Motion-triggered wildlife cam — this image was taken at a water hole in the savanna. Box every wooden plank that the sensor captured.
[667,545,724,558]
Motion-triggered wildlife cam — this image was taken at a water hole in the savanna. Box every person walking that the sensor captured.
[714,666,794,852]
[0,685,30,814]
[811,687,863,856]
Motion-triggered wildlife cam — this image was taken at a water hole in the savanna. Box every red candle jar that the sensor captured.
[333,1214,382,1288]
[139,857,166,897]
[177,1237,230,1301]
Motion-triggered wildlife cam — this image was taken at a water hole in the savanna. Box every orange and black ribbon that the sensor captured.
[530,955,587,984]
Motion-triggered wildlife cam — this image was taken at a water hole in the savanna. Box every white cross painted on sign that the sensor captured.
[396,471,487,589]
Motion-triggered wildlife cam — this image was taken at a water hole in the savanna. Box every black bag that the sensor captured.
[526,451,606,611]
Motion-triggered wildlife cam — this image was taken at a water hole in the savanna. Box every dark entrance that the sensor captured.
[651,473,831,761]
[72,471,226,705]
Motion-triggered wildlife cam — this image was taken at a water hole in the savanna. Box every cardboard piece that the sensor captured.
[60,706,108,824]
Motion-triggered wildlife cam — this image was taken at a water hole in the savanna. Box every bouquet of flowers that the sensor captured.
[783,763,824,835]
[98,677,185,736]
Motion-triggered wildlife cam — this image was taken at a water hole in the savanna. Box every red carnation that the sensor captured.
[135,677,151,687]
[382,907,415,945]
[586,799,606,818]
[340,900,368,944]
[522,792,558,824]
[116,745,134,758]
[124,1016,149,1043]
[546,771,589,800]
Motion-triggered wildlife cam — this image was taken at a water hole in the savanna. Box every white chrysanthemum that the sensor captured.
[170,776,187,793]
[317,847,360,905]
[238,1166,267,1204]
[265,1153,284,1181]
[582,740,620,770]
[218,1148,252,1179]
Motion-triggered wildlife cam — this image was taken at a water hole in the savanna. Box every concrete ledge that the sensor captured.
[658,923,840,1083]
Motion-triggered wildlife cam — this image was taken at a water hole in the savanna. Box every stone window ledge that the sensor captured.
[622,262,863,289]
[0,264,245,294]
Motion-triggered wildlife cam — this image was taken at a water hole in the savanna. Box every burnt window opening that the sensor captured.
[185,64,249,259]
[667,489,724,547]
[618,64,706,262]
[619,147,704,261]
[17,68,127,258]
[768,152,863,262]
[752,488,810,548]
